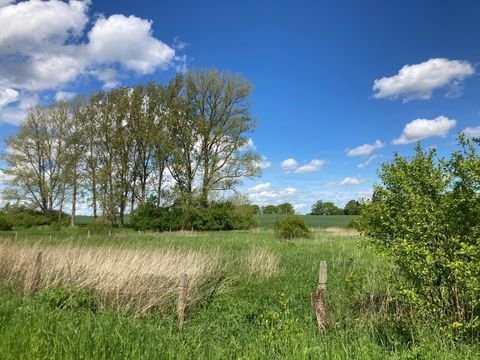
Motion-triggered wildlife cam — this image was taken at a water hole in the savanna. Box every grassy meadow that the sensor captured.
[0,227,478,359]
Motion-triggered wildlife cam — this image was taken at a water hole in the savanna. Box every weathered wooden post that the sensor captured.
[177,273,188,332]
[87,230,91,238]
[310,260,330,332]
[30,251,43,294]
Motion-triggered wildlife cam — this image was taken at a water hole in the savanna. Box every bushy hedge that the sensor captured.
[192,203,257,231]
[0,214,12,231]
[131,199,257,231]
[273,216,312,239]
[0,206,69,229]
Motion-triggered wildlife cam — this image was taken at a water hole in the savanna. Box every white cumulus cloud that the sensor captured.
[87,14,175,74]
[249,183,273,193]
[393,116,456,145]
[373,58,474,102]
[0,0,181,125]
[281,158,298,172]
[462,126,480,138]
[247,183,298,205]
[294,159,325,174]
[347,139,384,157]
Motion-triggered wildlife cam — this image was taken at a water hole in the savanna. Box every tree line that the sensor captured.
[2,70,261,226]
[253,200,361,215]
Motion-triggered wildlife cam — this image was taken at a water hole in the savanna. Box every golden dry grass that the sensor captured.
[322,227,359,236]
[0,240,223,316]
[244,247,280,278]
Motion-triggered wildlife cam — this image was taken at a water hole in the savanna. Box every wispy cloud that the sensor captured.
[357,154,382,168]
[294,159,325,173]
[346,140,384,157]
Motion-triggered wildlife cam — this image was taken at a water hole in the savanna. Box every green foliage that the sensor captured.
[358,138,480,336]
[262,205,278,214]
[344,199,361,215]
[131,198,257,231]
[310,200,343,215]
[276,202,295,215]
[38,287,97,312]
[1,205,68,228]
[85,217,114,235]
[256,214,356,228]
[131,199,188,231]
[273,216,313,239]
[0,213,12,231]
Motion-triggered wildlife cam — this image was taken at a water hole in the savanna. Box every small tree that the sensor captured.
[277,202,295,215]
[343,200,361,215]
[262,205,278,214]
[311,200,341,215]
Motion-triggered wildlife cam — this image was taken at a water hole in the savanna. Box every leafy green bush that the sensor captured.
[191,202,257,231]
[0,214,12,231]
[131,199,190,231]
[1,205,68,228]
[85,217,114,235]
[132,198,257,231]
[357,136,480,336]
[273,216,312,239]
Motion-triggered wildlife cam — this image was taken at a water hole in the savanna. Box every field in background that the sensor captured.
[75,214,356,228]
[0,228,478,359]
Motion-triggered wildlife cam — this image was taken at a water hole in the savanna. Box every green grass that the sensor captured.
[0,228,478,359]
[256,214,356,228]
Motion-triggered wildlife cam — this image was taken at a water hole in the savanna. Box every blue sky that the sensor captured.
[1,0,479,213]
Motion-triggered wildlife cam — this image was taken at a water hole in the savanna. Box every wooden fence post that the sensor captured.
[177,273,188,332]
[30,251,43,294]
[310,260,330,332]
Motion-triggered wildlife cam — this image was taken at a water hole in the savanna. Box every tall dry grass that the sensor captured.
[0,240,225,317]
[244,247,280,278]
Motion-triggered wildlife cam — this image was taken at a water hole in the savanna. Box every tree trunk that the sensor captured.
[71,168,77,227]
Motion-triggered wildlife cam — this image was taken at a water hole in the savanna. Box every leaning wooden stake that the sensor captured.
[310,261,330,332]
[177,273,188,332]
[30,251,43,294]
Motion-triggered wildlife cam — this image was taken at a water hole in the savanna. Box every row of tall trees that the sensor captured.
[2,70,261,226]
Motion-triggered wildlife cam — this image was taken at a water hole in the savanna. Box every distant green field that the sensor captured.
[256,214,355,228]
